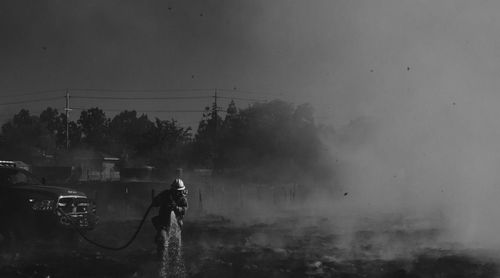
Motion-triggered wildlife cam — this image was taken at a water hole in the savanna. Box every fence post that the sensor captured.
[199,188,203,214]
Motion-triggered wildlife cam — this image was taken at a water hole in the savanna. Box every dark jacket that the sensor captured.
[152,188,188,229]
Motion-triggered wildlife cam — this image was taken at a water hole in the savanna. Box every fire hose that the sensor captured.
[57,204,154,251]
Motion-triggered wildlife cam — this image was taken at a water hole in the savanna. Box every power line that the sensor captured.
[70,87,282,99]
[71,107,206,113]
[0,89,65,99]
[0,89,270,108]
[70,88,212,93]
[70,88,281,96]
[218,88,283,97]
[71,96,210,100]
[218,96,266,102]
[0,96,62,106]
[65,90,70,150]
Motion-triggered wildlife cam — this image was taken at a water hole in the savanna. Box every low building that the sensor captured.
[75,153,120,182]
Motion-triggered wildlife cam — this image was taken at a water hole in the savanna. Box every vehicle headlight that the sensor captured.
[31,200,55,211]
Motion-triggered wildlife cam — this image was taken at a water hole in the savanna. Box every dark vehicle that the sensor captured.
[0,161,97,246]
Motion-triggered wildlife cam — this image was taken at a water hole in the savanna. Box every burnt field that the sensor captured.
[0,211,499,278]
[0,181,499,278]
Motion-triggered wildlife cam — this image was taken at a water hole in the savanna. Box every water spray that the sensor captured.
[159,211,186,278]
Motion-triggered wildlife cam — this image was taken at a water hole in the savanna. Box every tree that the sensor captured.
[39,107,67,150]
[148,118,192,170]
[66,116,82,149]
[0,108,85,161]
[108,110,154,157]
[77,108,109,150]
[191,99,331,183]
[0,109,42,161]
[191,101,224,169]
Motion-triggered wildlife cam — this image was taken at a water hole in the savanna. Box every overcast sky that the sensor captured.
[0,0,499,129]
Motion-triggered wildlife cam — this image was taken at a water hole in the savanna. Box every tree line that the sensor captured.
[0,100,333,183]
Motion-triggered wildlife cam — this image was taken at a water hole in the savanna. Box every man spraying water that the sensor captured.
[151,169,188,277]
[152,179,188,231]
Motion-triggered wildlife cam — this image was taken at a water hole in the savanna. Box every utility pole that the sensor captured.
[212,89,218,172]
[65,89,71,150]
[213,88,218,136]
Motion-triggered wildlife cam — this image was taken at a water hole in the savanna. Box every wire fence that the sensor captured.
[71,177,302,222]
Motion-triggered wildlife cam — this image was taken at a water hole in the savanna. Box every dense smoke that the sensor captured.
[324,64,500,250]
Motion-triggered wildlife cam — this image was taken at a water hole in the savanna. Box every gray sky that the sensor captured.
[0,0,499,128]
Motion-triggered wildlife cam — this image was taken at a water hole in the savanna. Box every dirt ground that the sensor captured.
[0,209,499,278]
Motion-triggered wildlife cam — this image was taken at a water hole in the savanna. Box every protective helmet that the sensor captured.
[171,178,186,190]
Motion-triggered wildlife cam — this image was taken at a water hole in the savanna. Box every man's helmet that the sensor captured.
[171,178,186,190]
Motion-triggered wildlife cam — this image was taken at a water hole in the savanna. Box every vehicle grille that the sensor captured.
[57,196,90,214]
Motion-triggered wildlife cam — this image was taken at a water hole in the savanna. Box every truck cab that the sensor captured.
[0,161,97,246]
